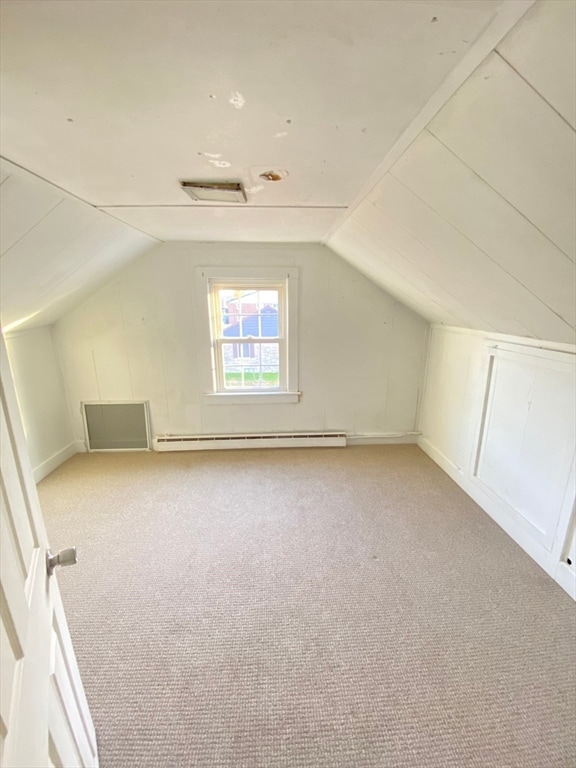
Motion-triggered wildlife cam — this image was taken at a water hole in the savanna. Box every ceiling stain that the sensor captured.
[229,91,245,109]
[259,170,289,182]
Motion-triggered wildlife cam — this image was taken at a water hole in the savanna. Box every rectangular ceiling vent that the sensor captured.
[154,432,347,452]
[179,180,247,203]
[82,402,151,451]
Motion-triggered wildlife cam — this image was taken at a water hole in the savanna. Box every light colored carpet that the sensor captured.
[38,445,576,768]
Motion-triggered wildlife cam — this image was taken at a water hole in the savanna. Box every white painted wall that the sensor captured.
[419,325,576,599]
[54,242,429,444]
[5,327,76,482]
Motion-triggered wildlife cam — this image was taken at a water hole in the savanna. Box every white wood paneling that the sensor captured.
[360,187,534,337]
[88,284,133,401]
[419,326,576,598]
[328,4,575,344]
[474,346,575,549]
[7,216,124,304]
[419,328,482,471]
[497,0,576,128]
[55,242,429,442]
[151,248,200,435]
[0,172,63,255]
[2,198,97,299]
[56,305,101,441]
[0,160,156,332]
[330,220,465,328]
[370,175,574,341]
[390,131,575,329]
[429,52,575,259]
[117,260,170,433]
[382,303,428,433]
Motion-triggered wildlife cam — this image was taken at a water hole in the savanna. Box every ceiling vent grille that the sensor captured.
[179,180,247,203]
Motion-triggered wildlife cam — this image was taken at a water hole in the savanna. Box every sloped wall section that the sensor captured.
[0,159,157,332]
[328,0,575,345]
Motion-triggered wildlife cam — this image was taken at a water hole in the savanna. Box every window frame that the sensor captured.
[195,267,300,404]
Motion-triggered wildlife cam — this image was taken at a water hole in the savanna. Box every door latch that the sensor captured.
[46,546,77,577]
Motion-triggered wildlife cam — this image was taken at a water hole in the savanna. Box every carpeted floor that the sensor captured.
[38,445,576,768]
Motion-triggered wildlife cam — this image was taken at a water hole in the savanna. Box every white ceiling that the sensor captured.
[1,0,574,344]
[1,0,508,241]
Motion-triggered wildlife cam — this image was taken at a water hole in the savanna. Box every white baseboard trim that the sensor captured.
[34,441,78,483]
[75,439,88,453]
[347,433,420,445]
[416,437,464,475]
[418,436,575,600]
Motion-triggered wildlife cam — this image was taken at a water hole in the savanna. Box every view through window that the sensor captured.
[209,283,285,391]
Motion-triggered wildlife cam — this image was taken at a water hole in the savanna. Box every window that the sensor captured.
[196,267,299,404]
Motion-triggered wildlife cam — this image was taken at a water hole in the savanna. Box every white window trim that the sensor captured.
[194,267,300,405]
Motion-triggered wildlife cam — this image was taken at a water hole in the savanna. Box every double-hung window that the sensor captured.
[197,267,299,403]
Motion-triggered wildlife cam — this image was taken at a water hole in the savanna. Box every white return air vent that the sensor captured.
[154,432,346,452]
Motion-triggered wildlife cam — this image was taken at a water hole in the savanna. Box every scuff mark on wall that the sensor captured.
[229,92,246,109]
[204,152,222,158]
[245,184,264,194]
[274,132,288,138]
[209,160,231,168]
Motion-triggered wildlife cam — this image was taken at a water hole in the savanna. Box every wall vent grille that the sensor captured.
[82,401,151,451]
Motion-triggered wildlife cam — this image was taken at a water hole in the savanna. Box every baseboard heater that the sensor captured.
[154,432,347,452]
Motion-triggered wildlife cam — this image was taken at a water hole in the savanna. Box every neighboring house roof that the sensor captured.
[223,305,278,338]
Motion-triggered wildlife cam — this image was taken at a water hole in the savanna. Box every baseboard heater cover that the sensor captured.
[154,432,347,451]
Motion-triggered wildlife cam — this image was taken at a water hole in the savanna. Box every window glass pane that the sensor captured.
[218,289,279,339]
[260,343,280,387]
[222,342,279,388]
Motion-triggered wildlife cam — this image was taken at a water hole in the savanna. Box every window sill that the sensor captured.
[204,391,301,405]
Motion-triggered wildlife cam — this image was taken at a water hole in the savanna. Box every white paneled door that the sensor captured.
[0,335,98,767]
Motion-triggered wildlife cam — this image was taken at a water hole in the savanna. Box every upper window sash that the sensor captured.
[208,281,285,341]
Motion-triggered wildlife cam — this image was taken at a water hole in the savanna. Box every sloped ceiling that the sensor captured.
[0,159,157,331]
[328,0,576,343]
[0,0,574,345]
[1,0,514,242]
